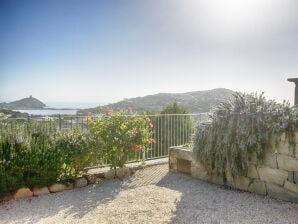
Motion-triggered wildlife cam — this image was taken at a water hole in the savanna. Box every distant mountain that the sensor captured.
[0,96,46,109]
[79,88,235,114]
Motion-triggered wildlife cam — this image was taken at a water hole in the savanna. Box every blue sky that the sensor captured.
[1,0,298,106]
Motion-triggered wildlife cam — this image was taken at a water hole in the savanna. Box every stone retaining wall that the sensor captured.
[169,139,298,203]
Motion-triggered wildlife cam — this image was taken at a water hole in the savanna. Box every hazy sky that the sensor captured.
[1,0,298,106]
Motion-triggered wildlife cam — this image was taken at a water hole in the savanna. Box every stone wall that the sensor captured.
[169,138,298,203]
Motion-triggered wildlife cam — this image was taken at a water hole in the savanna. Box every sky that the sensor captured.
[0,0,298,107]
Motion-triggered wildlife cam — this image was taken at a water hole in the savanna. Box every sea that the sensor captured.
[14,102,102,116]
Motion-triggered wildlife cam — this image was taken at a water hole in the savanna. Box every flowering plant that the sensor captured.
[89,110,155,171]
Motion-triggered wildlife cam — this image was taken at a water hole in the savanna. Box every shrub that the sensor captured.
[89,110,154,171]
[193,92,297,179]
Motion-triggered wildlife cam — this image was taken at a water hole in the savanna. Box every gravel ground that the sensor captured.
[0,164,298,224]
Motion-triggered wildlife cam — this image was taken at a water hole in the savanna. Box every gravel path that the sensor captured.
[0,164,298,224]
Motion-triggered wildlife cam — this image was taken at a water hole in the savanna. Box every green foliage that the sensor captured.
[0,121,63,192]
[193,92,297,178]
[54,129,102,177]
[89,110,154,170]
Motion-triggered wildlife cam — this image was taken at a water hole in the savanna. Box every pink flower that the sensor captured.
[148,138,156,143]
[149,122,153,129]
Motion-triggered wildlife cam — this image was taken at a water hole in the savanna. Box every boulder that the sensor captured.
[13,188,33,199]
[32,187,50,196]
[257,167,288,186]
[105,169,116,179]
[83,174,97,184]
[75,177,88,188]
[49,183,73,193]
[116,167,131,178]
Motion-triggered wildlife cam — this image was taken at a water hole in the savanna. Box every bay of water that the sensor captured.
[15,109,78,115]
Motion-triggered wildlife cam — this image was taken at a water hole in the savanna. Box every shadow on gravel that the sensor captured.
[156,171,298,224]
[0,178,126,223]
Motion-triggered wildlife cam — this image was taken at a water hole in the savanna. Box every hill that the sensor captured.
[0,96,46,109]
[79,88,235,114]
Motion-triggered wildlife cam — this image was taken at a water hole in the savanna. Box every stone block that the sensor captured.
[32,187,50,196]
[247,165,259,179]
[248,179,267,195]
[116,167,131,178]
[177,158,191,174]
[225,165,235,187]
[288,172,294,183]
[262,152,277,169]
[235,176,251,191]
[277,154,298,172]
[284,181,298,194]
[75,177,88,188]
[191,166,208,180]
[208,174,224,185]
[169,162,177,172]
[294,172,298,184]
[257,167,288,186]
[266,182,298,203]
[49,183,73,193]
[169,147,193,162]
[104,169,116,179]
[278,142,294,156]
[83,174,97,184]
[13,188,33,199]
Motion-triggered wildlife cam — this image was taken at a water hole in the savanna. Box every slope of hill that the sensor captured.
[79,88,234,114]
[0,96,46,109]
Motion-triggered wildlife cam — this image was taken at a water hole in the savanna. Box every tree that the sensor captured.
[151,102,193,157]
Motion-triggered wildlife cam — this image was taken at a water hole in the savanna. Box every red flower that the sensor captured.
[108,110,113,116]
[132,144,142,151]
[86,116,92,121]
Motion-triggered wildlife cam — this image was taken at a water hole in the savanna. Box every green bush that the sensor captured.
[193,92,297,179]
[89,110,154,171]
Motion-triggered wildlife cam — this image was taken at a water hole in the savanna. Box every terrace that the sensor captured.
[1,163,298,223]
[1,95,298,223]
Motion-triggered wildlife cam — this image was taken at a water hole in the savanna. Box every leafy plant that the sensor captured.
[89,110,154,171]
[193,92,297,179]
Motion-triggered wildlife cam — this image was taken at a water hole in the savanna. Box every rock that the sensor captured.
[191,164,209,181]
[116,167,131,178]
[94,172,105,178]
[284,181,298,194]
[32,187,50,196]
[83,174,97,184]
[247,152,258,165]
[248,179,267,195]
[278,142,294,156]
[266,182,298,203]
[49,183,73,193]
[288,172,294,183]
[257,167,288,186]
[277,154,298,172]
[294,172,298,184]
[75,177,88,188]
[262,152,277,169]
[13,188,33,199]
[247,165,259,179]
[105,169,116,179]
[235,176,251,191]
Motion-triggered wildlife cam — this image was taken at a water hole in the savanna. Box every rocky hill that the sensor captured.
[0,96,46,109]
[79,88,235,114]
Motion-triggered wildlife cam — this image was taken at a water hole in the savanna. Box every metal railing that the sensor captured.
[2,113,210,161]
